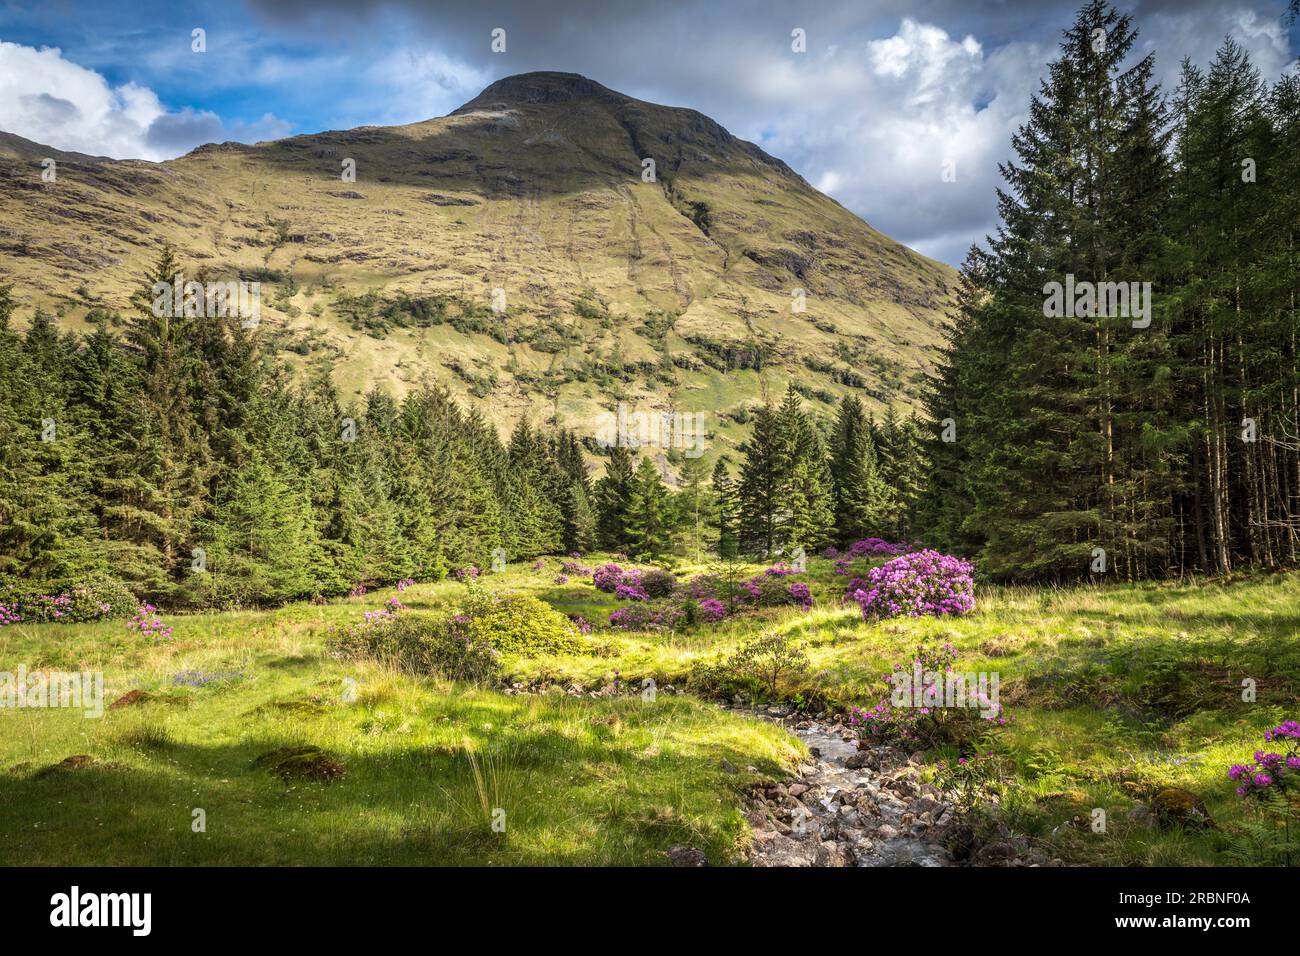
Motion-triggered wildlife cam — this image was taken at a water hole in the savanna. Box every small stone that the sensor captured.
[666,846,707,867]
[1127,803,1153,826]
[813,842,853,867]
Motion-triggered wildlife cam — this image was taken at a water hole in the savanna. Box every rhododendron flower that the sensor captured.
[853,550,975,621]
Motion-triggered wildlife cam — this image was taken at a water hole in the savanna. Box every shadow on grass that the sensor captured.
[0,697,786,867]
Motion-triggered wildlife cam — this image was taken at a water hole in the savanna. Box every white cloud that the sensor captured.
[0,40,291,160]
[715,19,1040,265]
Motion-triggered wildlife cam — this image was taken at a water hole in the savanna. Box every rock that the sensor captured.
[1151,788,1213,830]
[719,758,739,774]
[787,783,809,797]
[665,846,707,867]
[845,752,873,770]
[814,842,853,867]
[1127,803,1153,826]
[911,795,941,816]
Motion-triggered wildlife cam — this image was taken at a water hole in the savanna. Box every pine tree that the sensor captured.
[625,456,671,557]
[594,444,635,549]
[674,453,711,561]
[829,396,893,543]
[737,401,782,556]
[711,458,739,559]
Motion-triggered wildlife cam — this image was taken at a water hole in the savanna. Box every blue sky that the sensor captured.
[1,0,1297,264]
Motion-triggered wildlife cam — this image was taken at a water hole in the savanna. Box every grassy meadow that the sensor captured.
[3,555,1297,866]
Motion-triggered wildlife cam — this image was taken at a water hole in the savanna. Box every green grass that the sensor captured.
[3,556,1297,865]
[0,592,797,865]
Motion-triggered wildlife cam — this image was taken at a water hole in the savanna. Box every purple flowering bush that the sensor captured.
[453,566,480,582]
[605,564,811,632]
[786,582,812,610]
[614,582,650,602]
[848,642,1005,750]
[698,599,728,622]
[1229,721,1300,799]
[0,576,135,624]
[831,539,912,579]
[738,570,814,611]
[592,563,628,592]
[126,604,173,641]
[848,538,911,558]
[852,550,975,620]
[607,595,728,631]
[1226,720,1300,865]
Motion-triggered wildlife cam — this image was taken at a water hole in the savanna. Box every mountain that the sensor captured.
[0,71,955,459]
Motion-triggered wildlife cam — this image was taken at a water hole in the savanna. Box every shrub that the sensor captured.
[786,582,812,610]
[614,582,650,601]
[327,610,501,684]
[849,641,1005,750]
[739,571,810,610]
[609,600,693,630]
[126,605,173,641]
[933,752,1008,816]
[851,550,975,620]
[592,563,626,592]
[847,538,910,558]
[698,599,728,622]
[1226,721,1300,865]
[1229,720,1300,798]
[455,585,584,656]
[691,632,810,701]
[0,575,136,624]
[640,568,677,598]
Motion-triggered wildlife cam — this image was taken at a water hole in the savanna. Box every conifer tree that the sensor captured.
[625,456,671,557]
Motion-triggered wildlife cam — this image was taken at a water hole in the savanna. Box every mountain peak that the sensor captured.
[453,72,627,113]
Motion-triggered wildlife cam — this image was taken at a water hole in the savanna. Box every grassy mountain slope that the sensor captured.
[0,71,955,459]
